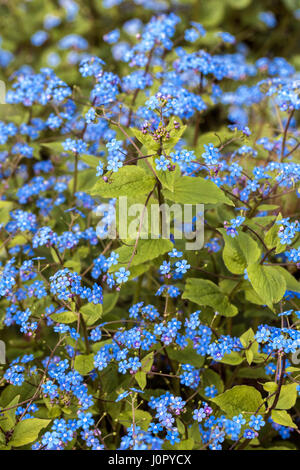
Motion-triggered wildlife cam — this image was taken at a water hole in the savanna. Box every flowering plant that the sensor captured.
[0,0,299,451]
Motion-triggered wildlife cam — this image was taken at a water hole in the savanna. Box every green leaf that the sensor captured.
[199,369,224,395]
[271,410,297,429]
[177,438,194,450]
[212,385,263,418]
[80,303,103,326]
[135,352,154,390]
[247,264,286,306]
[245,349,254,365]
[200,0,225,27]
[10,418,51,447]
[163,118,187,152]
[189,422,202,444]
[135,117,187,154]
[258,204,279,212]
[277,267,300,293]
[283,0,300,12]
[244,285,266,306]
[163,175,234,206]
[286,366,300,373]
[240,328,255,348]
[132,128,160,152]
[0,383,34,407]
[109,239,173,270]
[48,405,62,419]
[41,141,63,154]
[0,201,13,225]
[182,278,238,317]
[264,215,285,254]
[226,0,252,8]
[115,191,158,239]
[240,328,258,365]
[176,418,185,436]
[50,247,60,264]
[237,367,268,380]
[80,154,99,169]
[43,397,62,418]
[74,353,95,375]
[219,229,261,274]
[268,383,298,410]
[103,292,119,315]
[263,382,278,393]
[90,166,155,198]
[166,340,205,368]
[51,311,77,324]
[0,431,6,447]
[219,351,244,365]
[135,372,147,390]
[155,164,180,192]
[196,129,233,149]
[141,352,154,373]
[118,410,152,431]
[69,169,98,192]
[64,259,81,273]
[0,201,14,210]
[1,395,20,432]
[8,234,28,249]
[124,262,153,280]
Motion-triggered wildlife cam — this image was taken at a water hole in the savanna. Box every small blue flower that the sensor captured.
[115,267,130,284]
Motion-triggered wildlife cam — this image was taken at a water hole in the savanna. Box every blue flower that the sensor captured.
[115,267,130,284]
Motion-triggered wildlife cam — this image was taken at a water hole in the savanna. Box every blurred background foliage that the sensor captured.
[0,0,299,88]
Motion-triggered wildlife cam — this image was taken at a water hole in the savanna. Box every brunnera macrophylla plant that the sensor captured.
[0,11,299,452]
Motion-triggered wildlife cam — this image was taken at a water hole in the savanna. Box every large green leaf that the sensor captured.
[247,264,286,306]
[1,395,20,432]
[90,166,155,198]
[155,164,180,192]
[80,303,103,326]
[264,215,285,254]
[271,410,297,429]
[277,267,300,293]
[212,385,263,418]
[219,351,244,365]
[163,175,234,206]
[182,278,238,317]
[51,311,77,324]
[80,154,99,169]
[109,238,173,270]
[219,229,261,274]
[10,418,51,447]
[74,354,95,375]
[268,383,298,410]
